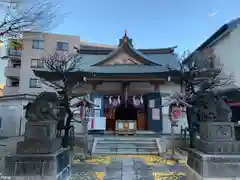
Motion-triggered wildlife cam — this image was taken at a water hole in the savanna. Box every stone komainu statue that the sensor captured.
[193,90,232,122]
[24,92,61,122]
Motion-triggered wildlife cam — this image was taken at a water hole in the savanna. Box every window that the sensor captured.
[29,78,41,88]
[32,40,44,49]
[11,81,19,87]
[56,42,69,51]
[12,63,21,68]
[31,59,44,68]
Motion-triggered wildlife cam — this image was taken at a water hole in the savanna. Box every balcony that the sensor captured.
[3,86,19,95]
[1,48,22,59]
[4,66,21,78]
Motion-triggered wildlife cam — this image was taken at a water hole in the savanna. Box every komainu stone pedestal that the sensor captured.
[5,148,71,180]
[186,148,240,179]
[5,121,71,180]
[196,122,240,154]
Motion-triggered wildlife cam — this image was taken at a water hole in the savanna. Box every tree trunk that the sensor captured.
[61,90,73,148]
[186,107,196,148]
[62,106,73,148]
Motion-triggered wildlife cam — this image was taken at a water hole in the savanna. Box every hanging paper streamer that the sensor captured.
[118,96,121,104]
[133,96,136,105]
[108,96,112,105]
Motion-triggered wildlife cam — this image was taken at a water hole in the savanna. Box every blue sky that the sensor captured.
[0,0,239,84]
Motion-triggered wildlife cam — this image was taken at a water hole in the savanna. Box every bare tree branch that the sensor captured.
[0,0,64,38]
[33,51,87,147]
[44,52,80,73]
[40,52,85,92]
[163,48,235,107]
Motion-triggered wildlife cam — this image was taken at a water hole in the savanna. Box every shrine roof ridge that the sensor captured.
[79,46,176,55]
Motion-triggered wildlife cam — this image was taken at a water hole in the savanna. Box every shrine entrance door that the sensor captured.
[115,102,148,130]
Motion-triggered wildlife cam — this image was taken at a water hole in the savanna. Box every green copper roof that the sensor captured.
[74,32,179,74]
[76,53,178,68]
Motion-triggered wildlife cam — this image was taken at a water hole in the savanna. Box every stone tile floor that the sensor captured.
[0,137,187,180]
[71,152,187,180]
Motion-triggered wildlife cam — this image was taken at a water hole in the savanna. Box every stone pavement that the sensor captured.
[71,154,187,180]
[0,137,187,179]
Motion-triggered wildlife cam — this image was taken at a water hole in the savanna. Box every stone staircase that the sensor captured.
[91,137,161,155]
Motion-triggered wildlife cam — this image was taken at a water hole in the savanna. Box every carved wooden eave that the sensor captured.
[33,69,181,83]
[86,72,181,82]
[91,81,103,90]
[87,76,165,82]
[74,81,160,96]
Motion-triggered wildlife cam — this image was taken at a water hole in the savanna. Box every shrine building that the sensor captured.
[71,31,186,133]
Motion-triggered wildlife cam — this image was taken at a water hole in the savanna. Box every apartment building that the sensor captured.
[1,32,80,95]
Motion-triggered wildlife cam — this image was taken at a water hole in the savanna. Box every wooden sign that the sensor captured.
[169,103,183,122]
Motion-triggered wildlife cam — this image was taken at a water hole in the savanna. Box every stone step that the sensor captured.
[91,137,160,155]
[95,148,158,153]
[96,144,156,149]
[97,140,156,144]
[93,151,159,155]
[96,146,157,150]
[96,142,156,147]
[98,138,157,141]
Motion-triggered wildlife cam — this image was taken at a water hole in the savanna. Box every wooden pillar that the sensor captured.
[122,82,129,105]
[83,104,89,159]
[91,81,102,91]
[150,81,161,92]
[124,82,129,101]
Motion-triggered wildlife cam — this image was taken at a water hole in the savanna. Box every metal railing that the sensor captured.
[6,65,21,68]
[6,84,19,87]
[8,49,22,57]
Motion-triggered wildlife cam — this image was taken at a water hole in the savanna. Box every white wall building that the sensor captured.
[184,18,240,87]
[0,94,36,137]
